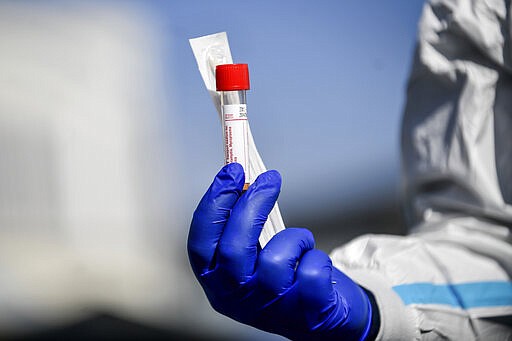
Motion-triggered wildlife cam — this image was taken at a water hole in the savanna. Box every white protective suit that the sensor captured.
[330,0,512,339]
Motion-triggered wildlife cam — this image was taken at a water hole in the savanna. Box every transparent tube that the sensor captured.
[220,90,250,191]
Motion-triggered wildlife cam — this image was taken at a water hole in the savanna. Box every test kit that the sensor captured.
[189,32,285,246]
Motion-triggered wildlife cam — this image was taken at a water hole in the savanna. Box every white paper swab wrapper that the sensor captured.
[190,32,285,247]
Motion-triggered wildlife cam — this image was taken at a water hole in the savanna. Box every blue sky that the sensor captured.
[150,0,426,215]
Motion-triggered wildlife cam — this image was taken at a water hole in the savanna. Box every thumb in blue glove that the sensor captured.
[188,163,375,340]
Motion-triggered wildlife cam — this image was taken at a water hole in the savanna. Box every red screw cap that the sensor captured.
[216,64,250,91]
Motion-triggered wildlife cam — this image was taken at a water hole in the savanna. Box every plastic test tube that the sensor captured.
[216,63,251,191]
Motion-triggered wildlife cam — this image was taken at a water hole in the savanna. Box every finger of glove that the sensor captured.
[298,252,368,341]
[256,228,315,294]
[217,170,281,284]
[188,163,245,276]
[296,249,337,314]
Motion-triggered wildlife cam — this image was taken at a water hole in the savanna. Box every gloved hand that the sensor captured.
[188,163,375,340]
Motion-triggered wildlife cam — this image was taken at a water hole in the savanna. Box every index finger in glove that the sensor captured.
[188,163,245,277]
[217,170,281,284]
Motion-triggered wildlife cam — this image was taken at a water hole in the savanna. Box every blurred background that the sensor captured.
[0,0,424,339]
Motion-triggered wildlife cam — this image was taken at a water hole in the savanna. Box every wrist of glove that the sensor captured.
[188,163,375,340]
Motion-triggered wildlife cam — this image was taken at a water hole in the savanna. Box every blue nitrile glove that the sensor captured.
[188,163,375,341]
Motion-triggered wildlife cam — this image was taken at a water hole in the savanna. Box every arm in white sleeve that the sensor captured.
[332,0,512,339]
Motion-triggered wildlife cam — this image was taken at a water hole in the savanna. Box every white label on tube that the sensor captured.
[223,104,249,181]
